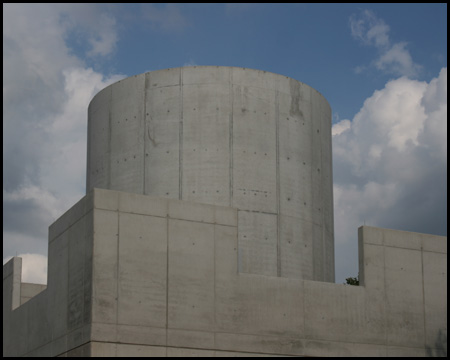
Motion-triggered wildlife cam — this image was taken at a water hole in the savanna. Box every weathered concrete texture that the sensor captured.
[3,189,447,357]
[86,66,334,282]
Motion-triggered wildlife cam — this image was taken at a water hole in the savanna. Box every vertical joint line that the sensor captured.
[166,216,169,341]
[143,75,148,195]
[179,68,183,200]
[116,211,120,325]
[276,90,281,278]
[229,69,233,207]
[107,87,112,190]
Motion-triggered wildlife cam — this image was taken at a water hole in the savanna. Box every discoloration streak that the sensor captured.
[147,117,158,147]
[289,79,304,119]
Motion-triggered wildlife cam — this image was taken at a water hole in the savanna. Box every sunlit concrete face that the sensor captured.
[86,66,334,282]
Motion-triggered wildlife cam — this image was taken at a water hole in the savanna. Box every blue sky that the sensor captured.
[3,4,447,284]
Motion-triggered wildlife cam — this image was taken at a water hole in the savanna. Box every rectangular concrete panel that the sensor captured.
[182,83,231,206]
[110,75,145,193]
[147,68,180,88]
[384,246,425,347]
[68,216,87,331]
[422,251,447,351]
[279,215,314,280]
[310,90,323,228]
[168,219,215,331]
[237,211,277,276]
[92,209,118,325]
[232,85,277,213]
[304,281,369,344]
[183,66,230,85]
[144,84,180,199]
[277,91,313,222]
[118,212,167,328]
[47,230,69,340]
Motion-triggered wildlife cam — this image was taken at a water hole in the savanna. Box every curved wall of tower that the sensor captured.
[86,66,334,282]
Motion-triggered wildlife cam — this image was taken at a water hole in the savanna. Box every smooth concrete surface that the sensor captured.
[86,66,334,282]
[3,189,447,357]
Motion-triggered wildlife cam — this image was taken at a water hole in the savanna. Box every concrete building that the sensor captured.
[3,66,447,357]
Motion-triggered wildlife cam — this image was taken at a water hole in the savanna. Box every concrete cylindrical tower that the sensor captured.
[87,66,334,282]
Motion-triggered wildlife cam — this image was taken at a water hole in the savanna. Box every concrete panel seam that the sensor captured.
[107,88,112,190]
[179,68,183,200]
[364,242,438,253]
[229,68,233,208]
[116,212,120,327]
[276,90,281,278]
[143,75,148,195]
[165,214,169,346]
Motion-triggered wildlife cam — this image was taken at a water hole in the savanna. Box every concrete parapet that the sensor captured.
[3,189,447,356]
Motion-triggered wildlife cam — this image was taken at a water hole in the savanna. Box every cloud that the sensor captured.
[3,254,48,284]
[3,4,125,273]
[350,9,390,48]
[332,67,447,281]
[375,42,422,78]
[350,9,422,77]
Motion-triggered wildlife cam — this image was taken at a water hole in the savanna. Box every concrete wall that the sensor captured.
[86,66,334,282]
[3,189,446,357]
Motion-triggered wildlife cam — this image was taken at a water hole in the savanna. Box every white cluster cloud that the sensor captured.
[350,10,422,77]
[3,4,125,282]
[333,67,447,280]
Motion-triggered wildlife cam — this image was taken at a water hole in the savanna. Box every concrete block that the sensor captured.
[169,198,215,223]
[214,205,237,227]
[168,219,215,331]
[146,67,180,88]
[167,328,215,349]
[93,188,119,211]
[116,343,167,357]
[167,347,215,357]
[421,233,447,253]
[232,84,277,213]
[118,191,168,218]
[183,65,230,85]
[92,209,118,324]
[215,224,238,279]
[118,213,167,327]
[237,211,277,276]
[386,346,426,357]
[279,215,313,280]
[304,340,386,357]
[47,230,69,338]
[422,251,447,350]
[90,322,117,343]
[144,85,180,199]
[117,324,166,347]
[304,281,368,343]
[68,216,87,331]
[384,246,424,347]
[182,83,231,206]
[110,75,145,193]
[215,332,304,356]
[90,341,117,356]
